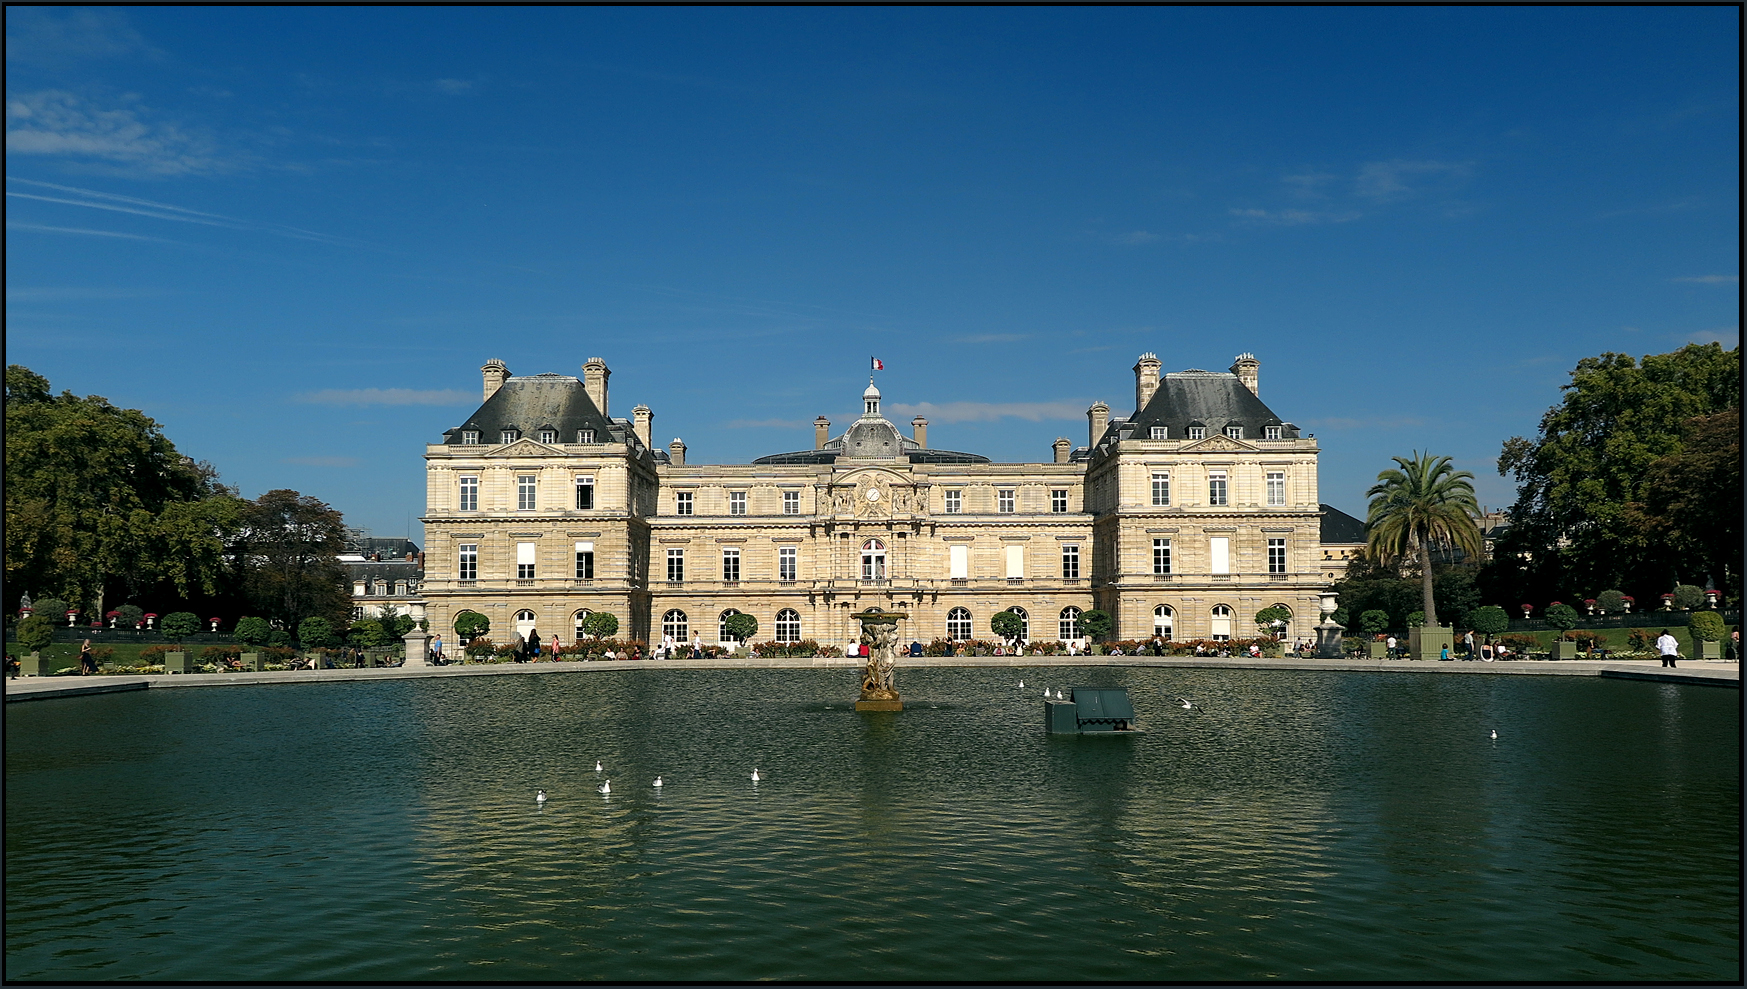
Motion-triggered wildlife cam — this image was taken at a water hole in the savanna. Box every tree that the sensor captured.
[1080,609,1113,642]
[1595,590,1627,615]
[234,616,272,646]
[349,618,388,647]
[16,614,54,653]
[1467,605,1509,642]
[1544,603,1580,632]
[1365,452,1482,628]
[33,597,68,625]
[580,611,618,638]
[1497,343,1740,606]
[117,604,144,628]
[238,490,350,631]
[990,610,1024,644]
[454,610,491,640]
[1254,605,1292,639]
[724,612,758,644]
[1672,584,1706,610]
[297,616,338,648]
[375,604,414,641]
[1688,611,1725,642]
[160,611,200,641]
[1360,610,1390,635]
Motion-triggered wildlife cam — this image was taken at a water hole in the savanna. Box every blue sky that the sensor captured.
[6,7,1738,540]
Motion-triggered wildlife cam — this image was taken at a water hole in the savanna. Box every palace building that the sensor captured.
[420,352,1326,649]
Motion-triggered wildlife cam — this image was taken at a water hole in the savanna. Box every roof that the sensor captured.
[1319,503,1368,544]
[343,560,424,581]
[443,375,622,447]
[753,413,989,465]
[1125,371,1298,439]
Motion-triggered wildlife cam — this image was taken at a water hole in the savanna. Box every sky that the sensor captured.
[6,7,1739,542]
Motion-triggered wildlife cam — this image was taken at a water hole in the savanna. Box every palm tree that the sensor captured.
[1365,452,1483,627]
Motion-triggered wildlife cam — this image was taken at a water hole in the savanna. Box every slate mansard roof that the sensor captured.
[1125,370,1300,440]
[1318,503,1368,545]
[753,414,990,465]
[442,374,627,448]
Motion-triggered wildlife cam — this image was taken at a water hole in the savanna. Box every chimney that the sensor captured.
[1133,352,1161,413]
[1053,438,1071,463]
[1231,353,1259,396]
[632,405,653,450]
[1088,401,1110,448]
[668,438,686,466]
[814,416,831,450]
[911,416,929,449]
[581,357,610,418]
[481,359,510,402]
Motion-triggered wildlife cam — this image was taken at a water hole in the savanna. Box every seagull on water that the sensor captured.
[653,776,664,788]
[536,789,547,805]
[1018,679,1025,688]
[598,779,611,794]
[1490,730,1498,740]
[595,760,603,772]
[751,769,761,782]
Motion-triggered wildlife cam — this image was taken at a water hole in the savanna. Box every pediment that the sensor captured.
[1183,434,1255,453]
[495,438,559,456]
[832,466,911,487]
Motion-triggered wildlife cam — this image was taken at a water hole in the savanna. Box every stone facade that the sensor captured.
[421,353,1327,649]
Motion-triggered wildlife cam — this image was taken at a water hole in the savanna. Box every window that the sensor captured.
[861,539,886,580]
[1004,545,1024,579]
[1062,544,1080,580]
[998,489,1015,513]
[944,490,962,514]
[1266,471,1285,507]
[1225,425,1243,440]
[1153,605,1174,638]
[575,476,595,510]
[662,609,688,641]
[1153,538,1172,575]
[1151,472,1170,507]
[1208,470,1227,507]
[458,544,478,580]
[1006,607,1029,640]
[538,429,557,444]
[783,491,800,515]
[516,541,536,579]
[1051,489,1068,513]
[1187,426,1206,440]
[775,608,801,643]
[666,548,684,582]
[459,476,478,512]
[500,429,518,445]
[578,428,595,443]
[949,544,968,579]
[1211,605,1233,641]
[515,610,536,638]
[574,609,591,637]
[676,491,693,515]
[1210,536,1231,575]
[1268,537,1287,574]
[461,429,479,445]
[1150,426,1167,440]
[575,541,594,579]
[1264,425,1282,440]
[1059,607,1082,640]
[729,491,747,516]
[722,548,741,581]
[718,609,742,642]
[947,607,973,641]
[517,475,537,511]
[779,546,797,582]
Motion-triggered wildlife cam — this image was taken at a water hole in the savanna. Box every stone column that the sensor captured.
[402,627,431,667]
[1314,590,1344,659]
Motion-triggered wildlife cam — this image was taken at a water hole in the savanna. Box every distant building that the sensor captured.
[1319,504,1368,579]
[340,548,425,625]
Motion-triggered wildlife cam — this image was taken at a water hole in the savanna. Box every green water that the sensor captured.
[4,668,1739,981]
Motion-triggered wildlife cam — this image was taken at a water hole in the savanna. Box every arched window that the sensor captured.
[718,608,742,643]
[574,609,592,638]
[662,609,688,641]
[515,610,537,639]
[1266,603,1293,641]
[1153,605,1174,639]
[775,609,801,643]
[861,539,886,580]
[1007,606,1029,641]
[1059,606,1082,640]
[946,607,972,641]
[1210,605,1233,641]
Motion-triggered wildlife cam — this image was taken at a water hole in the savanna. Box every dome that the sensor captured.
[863,380,881,399]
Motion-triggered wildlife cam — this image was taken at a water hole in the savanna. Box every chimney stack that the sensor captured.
[1133,352,1161,413]
[1231,353,1260,397]
[668,438,686,466]
[632,405,653,450]
[1053,437,1071,464]
[1088,401,1110,448]
[911,416,929,449]
[581,357,610,418]
[814,416,831,450]
[481,359,510,402]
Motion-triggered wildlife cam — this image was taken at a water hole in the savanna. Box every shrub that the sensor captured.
[16,615,54,652]
[1080,610,1114,642]
[1359,610,1390,635]
[1627,628,1658,653]
[1254,606,1293,637]
[1672,584,1706,610]
[34,598,69,623]
[160,611,200,641]
[1496,633,1538,652]
[1688,610,1725,642]
[1544,603,1580,631]
[724,612,759,644]
[990,611,1024,643]
[1330,607,1350,630]
[580,611,619,638]
[201,644,242,664]
[1595,589,1628,615]
[298,616,338,648]
[348,618,388,647]
[1467,605,1509,638]
[234,616,272,646]
[267,628,292,648]
[116,604,145,628]
[454,610,491,640]
[140,644,175,663]
[1406,611,1425,629]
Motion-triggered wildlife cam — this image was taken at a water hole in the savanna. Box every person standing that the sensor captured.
[1386,634,1398,659]
[1655,629,1680,668]
[1462,630,1476,661]
[528,629,541,662]
[432,634,444,664]
[78,639,96,675]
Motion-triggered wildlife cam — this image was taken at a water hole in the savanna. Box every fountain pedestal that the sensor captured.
[854,609,907,712]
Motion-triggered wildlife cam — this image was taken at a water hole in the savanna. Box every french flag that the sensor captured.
[871,357,885,371]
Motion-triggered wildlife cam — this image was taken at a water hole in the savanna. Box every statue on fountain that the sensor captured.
[855,608,907,712]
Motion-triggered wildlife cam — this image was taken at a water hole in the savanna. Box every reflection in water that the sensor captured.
[6,669,1739,981]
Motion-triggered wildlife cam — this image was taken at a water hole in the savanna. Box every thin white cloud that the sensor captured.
[4,8,160,65]
[1354,159,1472,202]
[722,418,806,429]
[281,456,360,467]
[6,177,368,248]
[1115,230,1158,245]
[6,90,220,174]
[1229,207,1361,225]
[1684,327,1740,346]
[5,221,175,242]
[888,400,1088,424]
[1672,275,1738,284]
[295,388,474,406]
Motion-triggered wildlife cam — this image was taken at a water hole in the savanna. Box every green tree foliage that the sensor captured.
[238,490,350,631]
[1672,584,1706,610]
[16,615,54,652]
[5,365,237,613]
[116,604,144,628]
[1406,611,1425,629]
[1467,605,1510,639]
[580,611,618,639]
[374,604,414,641]
[234,616,272,646]
[160,611,200,641]
[349,618,388,647]
[1366,453,1482,627]
[297,616,338,648]
[1080,609,1113,642]
[990,610,1024,643]
[1544,603,1580,631]
[454,610,491,640]
[724,612,759,643]
[1359,610,1390,634]
[1594,590,1627,615]
[1254,605,1293,638]
[1688,611,1725,642]
[1330,607,1350,630]
[1495,343,1741,607]
[32,597,68,623]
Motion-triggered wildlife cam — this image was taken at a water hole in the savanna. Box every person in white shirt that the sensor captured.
[1386,635,1398,659]
[1655,630,1680,668]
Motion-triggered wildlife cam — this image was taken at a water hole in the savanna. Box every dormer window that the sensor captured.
[461,430,479,445]
[578,429,595,444]
[1265,425,1282,440]
[500,429,518,444]
[1187,426,1206,440]
[1150,426,1167,440]
[538,429,557,444]
[1225,425,1243,440]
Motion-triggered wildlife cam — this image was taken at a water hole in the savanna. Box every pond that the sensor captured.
[5,667,1739,981]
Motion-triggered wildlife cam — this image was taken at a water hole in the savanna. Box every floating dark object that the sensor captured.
[1046,688,1140,734]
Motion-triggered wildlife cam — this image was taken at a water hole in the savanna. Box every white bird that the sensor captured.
[1490,729,1498,740]
[536,789,547,805]
[598,779,611,794]
[1041,687,1049,697]
[1178,698,1194,710]
[595,760,603,772]
[1056,689,1065,700]
[751,769,761,782]
[653,776,664,788]
[1018,679,1025,688]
